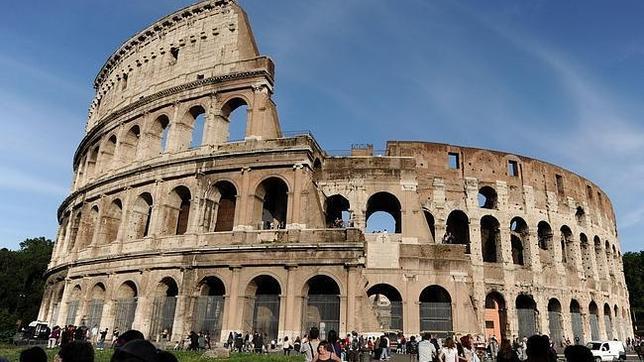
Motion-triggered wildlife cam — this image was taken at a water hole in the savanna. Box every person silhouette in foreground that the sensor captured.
[110,329,178,362]
[20,347,47,362]
[563,345,594,362]
[58,341,95,362]
[526,335,556,362]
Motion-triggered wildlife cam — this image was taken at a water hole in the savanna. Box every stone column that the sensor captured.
[345,265,360,335]
[235,167,253,230]
[171,294,189,342]
[56,280,72,327]
[226,267,242,334]
[205,107,230,145]
[282,265,299,338]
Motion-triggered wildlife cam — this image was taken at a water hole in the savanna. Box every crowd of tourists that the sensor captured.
[10,329,178,362]
[10,323,644,362]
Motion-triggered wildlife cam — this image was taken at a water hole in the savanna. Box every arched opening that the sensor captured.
[152,115,170,154]
[419,285,452,337]
[100,199,122,245]
[256,178,288,230]
[478,186,498,209]
[423,210,436,242]
[515,294,537,338]
[570,299,584,344]
[303,275,341,339]
[150,277,179,341]
[366,284,403,331]
[128,193,153,240]
[222,98,249,142]
[481,215,501,263]
[164,186,191,235]
[243,275,281,341]
[445,210,470,252]
[203,181,237,232]
[560,226,573,264]
[66,286,82,326]
[589,301,600,341]
[50,286,65,326]
[580,234,593,277]
[194,276,226,341]
[114,281,138,332]
[594,236,606,279]
[366,192,402,233]
[484,292,507,340]
[87,283,106,330]
[100,135,117,172]
[120,125,141,164]
[86,146,100,179]
[603,303,613,340]
[325,194,350,228]
[547,298,563,345]
[605,241,613,277]
[510,217,528,265]
[188,106,207,148]
[67,211,82,251]
[79,205,99,249]
[538,221,554,266]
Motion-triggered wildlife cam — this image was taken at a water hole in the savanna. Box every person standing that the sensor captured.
[418,333,436,362]
[283,336,292,355]
[301,327,321,362]
[97,328,108,350]
[496,339,520,362]
[439,337,459,362]
[48,326,60,349]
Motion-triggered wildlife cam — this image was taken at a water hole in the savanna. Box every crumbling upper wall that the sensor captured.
[386,141,617,231]
[87,0,267,131]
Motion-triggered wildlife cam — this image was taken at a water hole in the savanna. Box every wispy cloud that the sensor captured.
[0,166,68,196]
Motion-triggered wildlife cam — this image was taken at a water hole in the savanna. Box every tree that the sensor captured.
[623,251,644,314]
[0,237,53,339]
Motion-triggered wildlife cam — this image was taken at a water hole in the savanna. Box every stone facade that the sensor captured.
[39,0,633,345]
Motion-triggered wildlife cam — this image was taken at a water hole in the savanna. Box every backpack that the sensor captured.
[294,341,301,352]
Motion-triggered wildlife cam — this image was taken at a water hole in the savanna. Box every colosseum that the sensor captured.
[38,0,633,346]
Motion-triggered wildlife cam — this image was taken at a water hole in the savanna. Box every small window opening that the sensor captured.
[555,174,564,195]
[196,74,205,80]
[586,185,593,200]
[448,153,459,169]
[575,206,585,224]
[477,186,498,209]
[508,160,519,177]
[170,47,179,64]
[121,73,128,91]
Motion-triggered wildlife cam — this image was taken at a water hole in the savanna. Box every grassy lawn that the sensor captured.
[0,345,305,362]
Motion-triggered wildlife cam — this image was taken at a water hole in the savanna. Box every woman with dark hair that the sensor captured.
[496,339,520,362]
[327,330,342,357]
[313,340,342,362]
[439,337,459,362]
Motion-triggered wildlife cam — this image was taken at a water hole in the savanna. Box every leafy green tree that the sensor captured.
[0,237,53,339]
[623,251,644,314]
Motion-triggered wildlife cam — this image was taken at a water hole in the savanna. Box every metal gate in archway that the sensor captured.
[86,300,104,329]
[373,301,402,331]
[419,302,453,337]
[303,295,340,340]
[548,311,563,345]
[252,295,280,340]
[66,301,79,326]
[193,296,224,340]
[114,298,137,332]
[589,314,600,341]
[517,308,536,339]
[571,312,584,344]
[150,296,177,341]
[604,315,613,340]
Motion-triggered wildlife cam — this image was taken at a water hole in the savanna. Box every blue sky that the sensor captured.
[1,1,643,252]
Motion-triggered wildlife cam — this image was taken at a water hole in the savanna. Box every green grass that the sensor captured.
[0,345,305,362]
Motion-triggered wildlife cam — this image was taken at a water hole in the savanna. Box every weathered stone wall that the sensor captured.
[39,0,633,345]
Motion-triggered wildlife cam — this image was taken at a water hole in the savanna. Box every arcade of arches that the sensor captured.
[39,268,630,344]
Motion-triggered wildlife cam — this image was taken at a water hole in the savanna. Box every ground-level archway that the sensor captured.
[113,281,138,332]
[243,275,281,341]
[366,284,403,331]
[419,285,453,337]
[150,277,179,342]
[193,276,226,341]
[302,275,341,340]
[570,299,584,344]
[516,294,537,339]
[485,291,507,340]
[547,298,563,346]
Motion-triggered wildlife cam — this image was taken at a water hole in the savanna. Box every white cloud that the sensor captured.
[0,165,68,196]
